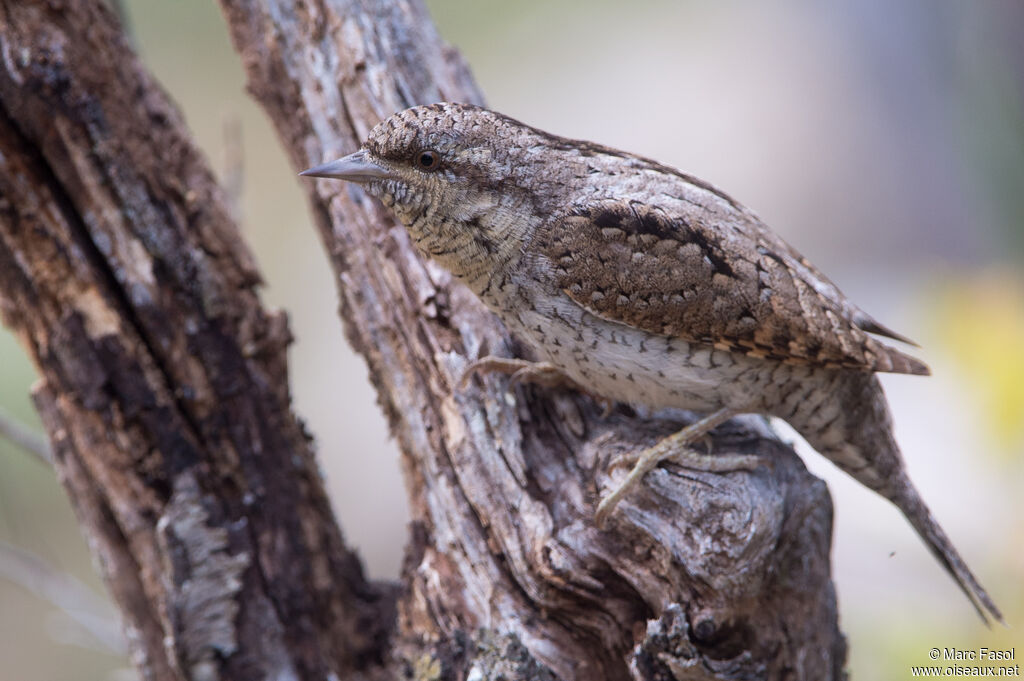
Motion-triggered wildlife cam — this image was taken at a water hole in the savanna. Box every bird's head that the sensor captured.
[304,103,538,233]
[300,103,582,283]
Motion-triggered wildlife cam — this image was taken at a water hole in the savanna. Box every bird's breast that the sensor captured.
[495,280,769,413]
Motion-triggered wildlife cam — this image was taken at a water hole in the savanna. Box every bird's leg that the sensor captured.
[458,356,580,391]
[595,407,760,527]
[459,356,616,414]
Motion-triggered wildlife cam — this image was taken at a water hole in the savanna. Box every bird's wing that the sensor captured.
[532,197,928,375]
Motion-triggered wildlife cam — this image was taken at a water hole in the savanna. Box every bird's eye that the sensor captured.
[417,150,440,171]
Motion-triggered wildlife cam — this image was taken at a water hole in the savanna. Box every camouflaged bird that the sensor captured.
[301,102,1001,623]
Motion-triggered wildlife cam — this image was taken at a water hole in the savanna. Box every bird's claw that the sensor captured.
[458,356,579,391]
[594,407,757,527]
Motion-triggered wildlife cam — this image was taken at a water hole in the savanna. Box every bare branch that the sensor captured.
[0,406,51,464]
[0,539,126,656]
[0,1,394,678]
[0,1,848,678]
[219,1,846,678]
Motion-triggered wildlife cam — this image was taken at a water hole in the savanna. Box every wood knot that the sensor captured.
[693,616,717,642]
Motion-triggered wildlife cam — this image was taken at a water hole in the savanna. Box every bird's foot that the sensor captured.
[458,356,616,415]
[595,407,758,528]
[458,356,580,391]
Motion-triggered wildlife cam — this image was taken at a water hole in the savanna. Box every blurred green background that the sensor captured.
[1,1,1022,678]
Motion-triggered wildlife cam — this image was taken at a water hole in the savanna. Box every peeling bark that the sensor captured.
[0,0,847,680]
[220,1,847,680]
[0,2,392,680]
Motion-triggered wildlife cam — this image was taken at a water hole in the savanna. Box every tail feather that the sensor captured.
[892,483,1003,625]
[790,370,1001,623]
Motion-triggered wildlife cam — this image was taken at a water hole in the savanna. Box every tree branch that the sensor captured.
[1,0,849,678]
[0,539,126,656]
[0,406,51,463]
[219,1,847,679]
[0,2,392,679]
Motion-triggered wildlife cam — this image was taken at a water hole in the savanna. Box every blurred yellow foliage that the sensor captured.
[931,269,1024,458]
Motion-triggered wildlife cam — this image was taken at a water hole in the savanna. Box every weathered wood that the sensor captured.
[0,2,393,680]
[220,1,847,679]
[1,0,849,678]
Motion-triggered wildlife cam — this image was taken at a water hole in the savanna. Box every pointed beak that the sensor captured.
[299,150,392,182]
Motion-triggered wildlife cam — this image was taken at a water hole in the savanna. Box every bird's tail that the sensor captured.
[789,371,1002,624]
[889,479,1003,624]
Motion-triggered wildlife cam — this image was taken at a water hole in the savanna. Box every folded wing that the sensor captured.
[533,197,928,375]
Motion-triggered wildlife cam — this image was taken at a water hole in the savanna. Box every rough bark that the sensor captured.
[0,0,847,680]
[220,1,847,680]
[0,2,392,680]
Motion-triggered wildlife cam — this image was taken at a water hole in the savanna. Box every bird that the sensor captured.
[301,102,1001,623]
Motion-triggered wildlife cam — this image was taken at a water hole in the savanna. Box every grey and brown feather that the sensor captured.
[302,102,1000,623]
[538,199,928,374]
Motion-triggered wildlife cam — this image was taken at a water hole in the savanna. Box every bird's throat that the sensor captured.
[407,206,534,300]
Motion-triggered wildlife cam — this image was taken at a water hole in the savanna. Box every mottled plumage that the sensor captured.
[541,200,927,373]
[302,102,1000,623]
